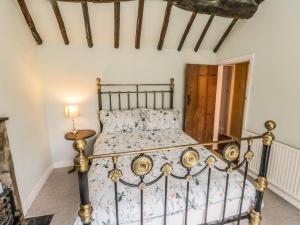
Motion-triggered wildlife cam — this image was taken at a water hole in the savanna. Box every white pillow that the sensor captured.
[144,109,181,131]
[99,109,144,134]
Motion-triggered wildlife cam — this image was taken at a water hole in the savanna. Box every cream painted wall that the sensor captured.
[37,44,216,163]
[217,0,300,148]
[0,0,52,209]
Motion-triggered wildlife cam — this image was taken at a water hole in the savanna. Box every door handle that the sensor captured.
[186,95,190,105]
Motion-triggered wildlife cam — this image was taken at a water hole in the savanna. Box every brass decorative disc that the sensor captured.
[131,154,153,176]
[181,148,199,169]
[223,143,240,162]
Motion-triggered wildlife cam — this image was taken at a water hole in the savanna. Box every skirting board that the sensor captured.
[22,161,73,215]
[241,130,300,209]
[22,164,54,215]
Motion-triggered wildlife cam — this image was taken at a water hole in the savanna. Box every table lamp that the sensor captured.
[64,105,80,134]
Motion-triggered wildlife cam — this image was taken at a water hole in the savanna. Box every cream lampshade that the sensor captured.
[64,105,80,134]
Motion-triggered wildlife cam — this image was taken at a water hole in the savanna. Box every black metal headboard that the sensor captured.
[96,77,175,111]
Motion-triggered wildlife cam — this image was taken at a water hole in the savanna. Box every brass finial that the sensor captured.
[263,120,276,146]
[170,78,175,90]
[264,120,276,131]
[96,77,101,91]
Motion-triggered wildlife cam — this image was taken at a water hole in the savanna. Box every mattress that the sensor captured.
[74,129,256,225]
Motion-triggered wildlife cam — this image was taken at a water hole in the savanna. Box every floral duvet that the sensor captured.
[74,129,256,225]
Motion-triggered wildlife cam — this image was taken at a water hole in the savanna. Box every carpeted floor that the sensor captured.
[26,167,300,225]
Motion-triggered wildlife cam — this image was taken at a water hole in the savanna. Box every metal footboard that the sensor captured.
[72,120,276,225]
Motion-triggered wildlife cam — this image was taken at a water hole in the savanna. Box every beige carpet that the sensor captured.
[26,167,300,225]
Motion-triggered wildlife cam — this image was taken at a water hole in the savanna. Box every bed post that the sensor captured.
[97,77,103,132]
[170,78,174,109]
[250,120,276,225]
[73,139,93,225]
[97,77,102,111]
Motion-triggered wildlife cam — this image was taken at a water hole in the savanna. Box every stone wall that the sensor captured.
[0,119,24,222]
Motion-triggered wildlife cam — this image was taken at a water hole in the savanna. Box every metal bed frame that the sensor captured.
[71,78,276,225]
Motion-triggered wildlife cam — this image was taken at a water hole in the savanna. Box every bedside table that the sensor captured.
[64,129,96,141]
[65,129,96,173]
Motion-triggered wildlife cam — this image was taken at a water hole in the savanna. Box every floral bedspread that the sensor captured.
[74,129,256,225]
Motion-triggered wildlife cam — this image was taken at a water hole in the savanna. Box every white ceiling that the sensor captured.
[25,0,236,51]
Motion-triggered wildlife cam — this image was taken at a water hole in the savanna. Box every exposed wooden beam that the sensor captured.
[135,0,145,49]
[51,0,69,45]
[194,15,214,52]
[213,18,238,53]
[114,2,120,48]
[58,0,133,2]
[82,2,93,48]
[157,2,172,50]
[58,0,263,19]
[177,11,197,51]
[0,118,9,123]
[17,0,42,45]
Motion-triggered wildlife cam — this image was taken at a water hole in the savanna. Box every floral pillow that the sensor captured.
[144,109,181,131]
[99,109,144,134]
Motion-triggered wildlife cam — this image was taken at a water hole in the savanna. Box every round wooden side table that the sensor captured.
[64,129,96,173]
[64,129,96,141]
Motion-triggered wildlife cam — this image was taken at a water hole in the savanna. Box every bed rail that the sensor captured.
[97,77,174,111]
[72,120,276,225]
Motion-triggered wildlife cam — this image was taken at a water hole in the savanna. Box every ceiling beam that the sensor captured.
[58,0,264,19]
[17,0,42,45]
[82,1,93,48]
[169,0,261,19]
[135,0,145,49]
[51,0,69,45]
[157,1,172,50]
[177,11,197,51]
[194,15,214,52]
[213,18,238,53]
[0,118,9,123]
[114,2,120,48]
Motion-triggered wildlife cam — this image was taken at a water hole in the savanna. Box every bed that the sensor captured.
[72,78,276,225]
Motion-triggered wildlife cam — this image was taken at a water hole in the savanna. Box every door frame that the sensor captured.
[213,54,255,141]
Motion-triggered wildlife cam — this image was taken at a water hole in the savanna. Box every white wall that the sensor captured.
[38,44,216,163]
[0,0,52,212]
[217,0,300,149]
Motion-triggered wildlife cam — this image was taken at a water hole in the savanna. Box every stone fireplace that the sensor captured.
[0,118,25,224]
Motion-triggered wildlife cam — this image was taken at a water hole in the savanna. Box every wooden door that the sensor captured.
[219,66,232,135]
[228,62,249,138]
[184,64,218,143]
